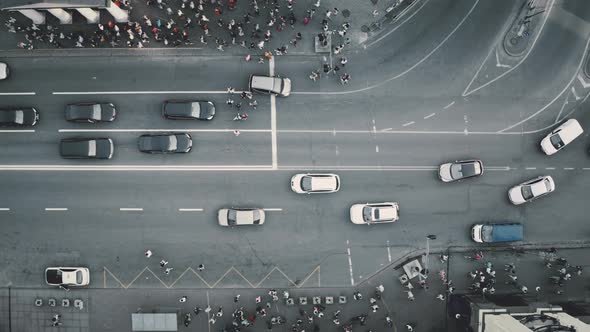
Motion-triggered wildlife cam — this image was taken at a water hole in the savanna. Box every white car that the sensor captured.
[0,62,8,80]
[350,202,399,224]
[290,173,340,194]
[45,267,90,287]
[540,119,583,155]
[218,208,265,226]
[508,175,555,205]
[438,159,483,182]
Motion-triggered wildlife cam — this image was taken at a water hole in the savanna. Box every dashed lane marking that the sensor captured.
[443,101,455,109]
[45,208,68,211]
[346,240,355,286]
[0,130,35,133]
[423,113,436,119]
[525,167,537,170]
[402,121,415,127]
[546,167,556,170]
[262,208,283,211]
[387,240,392,263]
[584,168,590,170]
[564,167,575,170]
[120,208,143,211]
[0,208,10,211]
[0,92,35,96]
[178,208,204,212]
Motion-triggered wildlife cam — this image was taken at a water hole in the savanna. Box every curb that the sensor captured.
[502,0,550,57]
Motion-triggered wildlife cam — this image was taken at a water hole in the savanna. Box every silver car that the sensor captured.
[218,208,266,226]
[290,173,340,194]
[350,202,399,225]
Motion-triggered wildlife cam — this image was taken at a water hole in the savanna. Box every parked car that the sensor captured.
[290,173,340,194]
[163,100,216,120]
[471,223,523,243]
[0,108,39,127]
[0,62,8,80]
[218,208,266,226]
[138,133,192,154]
[45,267,90,286]
[65,102,117,123]
[540,119,583,155]
[249,74,291,97]
[350,202,399,224]
[438,159,483,182]
[60,137,114,159]
[508,175,555,205]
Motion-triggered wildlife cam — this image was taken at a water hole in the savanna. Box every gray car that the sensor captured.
[65,103,117,123]
[438,159,483,182]
[218,208,266,226]
[138,133,192,154]
[0,108,39,127]
[163,100,216,120]
[60,137,114,159]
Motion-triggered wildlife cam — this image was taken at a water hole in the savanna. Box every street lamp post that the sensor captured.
[424,235,437,275]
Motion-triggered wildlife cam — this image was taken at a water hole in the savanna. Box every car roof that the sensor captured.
[251,75,279,91]
[529,179,548,196]
[558,119,583,142]
[373,206,396,220]
[310,175,337,190]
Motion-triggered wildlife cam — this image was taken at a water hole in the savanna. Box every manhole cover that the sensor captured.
[510,37,518,46]
[361,25,370,33]
[342,9,350,17]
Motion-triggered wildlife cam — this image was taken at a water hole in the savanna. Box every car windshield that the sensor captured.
[13,110,24,124]
[227,210,237,225]
[301,177,312,191]
[521,185,534,200]
[190,103,202,117]
[481,225,493,242]
[88,140,97,157]
[91,104,101,120]
[168,136,178,150]
[543,178,552,191]
[450,164,463,179]
[76,271,82,284]
[363,207,373,221]
[550,134,564,150]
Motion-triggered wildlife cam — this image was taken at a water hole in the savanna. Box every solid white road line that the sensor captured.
[0,92,36,96]
[53,90,236,95]
[178,208,204,212]
[45,208,68,211]
[346,240,355,286]
[0,208,10,211]
[120,208,143,211]
[262,208,283,212]
[386,240,392,263]
[0,130,35,133]
[59,129,271,133]
[269,56,278,170]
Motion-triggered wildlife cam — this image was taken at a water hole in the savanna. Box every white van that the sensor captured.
[0,62,8,80]
[249,74,291,97]
[540,119,584,155]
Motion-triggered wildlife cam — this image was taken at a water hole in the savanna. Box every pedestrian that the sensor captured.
[245,54,251,62]
[180,296,187,302]
[353,291,362,300]
[145,250,152,258]
[406,323,415,331]
[234,294,240,302]
[436,294,446,301]
[160,260,168,267]
[535,286,541,292]
[576,265,583,275]
[164,267,173,274]
[194,306,202,315]
[216,306,223,317]
[407,290,415,301]
[521,285,528,294]
[204,305,211,313]
[455,313,461,319]
[197,264,205,271]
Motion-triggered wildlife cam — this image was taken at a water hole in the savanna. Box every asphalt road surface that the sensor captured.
[0,0,589,290]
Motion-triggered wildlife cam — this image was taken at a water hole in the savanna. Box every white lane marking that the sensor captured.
[499,31,590,132]
[443,101,455,109]
[571,86,581,100]
[206,291,211,332]
[269,54,278,171]
[564,167,574,170]
[346,240,355,286]
[546,167,555,170]
[0,92,36,96]
[381,128,393,132]
[584,168,590,170]
[423,113,436,119]
[0,130,35,133]
[386,240,392,263]
[294,0,480,96]
[525,167,537,170]
[577,73,590,88]
[495,49,511,68]
[279,129,512,135]
[402,121,415,127]
[263,208,283,211]
[178,208,204,212]
[0,165,274,171]
[0,208,10,211]
[555,94,569,122]
[59,129,271,133]
[365,0,429,48]
[53,90,233,95]
[120,208,143,211]
[375,145,379,153]
[463,0,555,97]
[45,208,68,211]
